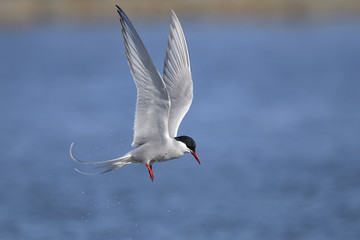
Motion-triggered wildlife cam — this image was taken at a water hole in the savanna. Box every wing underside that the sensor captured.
[117,6,170,146]
[163,11,193,138]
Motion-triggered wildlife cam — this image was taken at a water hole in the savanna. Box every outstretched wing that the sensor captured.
[117,6,170,146]
[163,10,193,138]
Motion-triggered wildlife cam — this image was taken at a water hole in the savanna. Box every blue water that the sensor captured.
[1,20,360,239]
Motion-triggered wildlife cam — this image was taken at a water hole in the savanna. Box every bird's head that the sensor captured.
[175,136,200,164]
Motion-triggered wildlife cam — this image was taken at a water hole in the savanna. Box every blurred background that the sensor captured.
[1,0,360,26]
[1,0,359,239]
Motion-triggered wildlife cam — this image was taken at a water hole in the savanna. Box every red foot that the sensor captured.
[146,163,154,181]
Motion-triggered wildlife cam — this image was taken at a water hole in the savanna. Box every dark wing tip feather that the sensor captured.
[116,5,128,21]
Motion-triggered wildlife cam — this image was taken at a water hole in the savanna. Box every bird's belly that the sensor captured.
[155,151,181,162]
[132,142,183,163]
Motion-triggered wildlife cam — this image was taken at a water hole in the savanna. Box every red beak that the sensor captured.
[191,151,200,165]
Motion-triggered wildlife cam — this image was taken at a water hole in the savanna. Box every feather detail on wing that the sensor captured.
[163,10,193,138]
[116,6,171,146]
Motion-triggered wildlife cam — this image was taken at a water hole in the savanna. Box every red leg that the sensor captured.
[146,163,154,181]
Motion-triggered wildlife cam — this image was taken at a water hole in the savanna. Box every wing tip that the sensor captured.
[115,5,128,22]
[115,5,123,14]
[170,9,180,24]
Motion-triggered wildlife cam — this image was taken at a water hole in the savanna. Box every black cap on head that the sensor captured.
[175,136,196,153]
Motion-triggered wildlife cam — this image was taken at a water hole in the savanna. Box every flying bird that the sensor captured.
[70,6,199,181]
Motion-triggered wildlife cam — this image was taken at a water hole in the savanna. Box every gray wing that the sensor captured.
[163,10,193,138]
[117,6,170,146]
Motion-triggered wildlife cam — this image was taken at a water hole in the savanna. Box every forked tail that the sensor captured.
[70,143,132,174]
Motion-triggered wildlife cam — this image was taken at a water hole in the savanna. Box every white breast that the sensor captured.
[130,138,188,164]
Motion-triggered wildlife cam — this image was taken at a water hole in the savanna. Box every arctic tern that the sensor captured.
[70,6,199,181]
